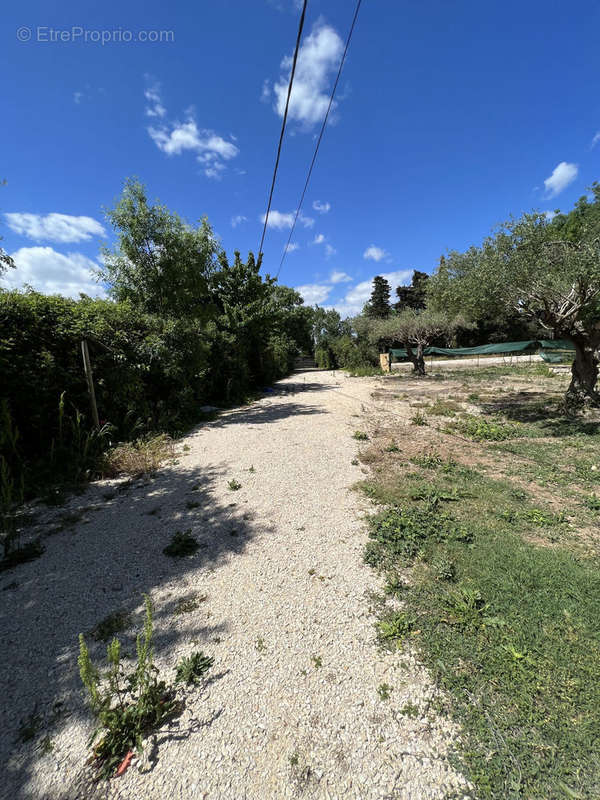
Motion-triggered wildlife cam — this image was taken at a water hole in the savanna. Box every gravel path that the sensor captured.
[1,371,467,800]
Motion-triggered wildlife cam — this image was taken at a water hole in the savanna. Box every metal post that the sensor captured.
[81,339,100,429]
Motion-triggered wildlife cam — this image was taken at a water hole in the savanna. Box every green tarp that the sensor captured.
[389,339,575,361]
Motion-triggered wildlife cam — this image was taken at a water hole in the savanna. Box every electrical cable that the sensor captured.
[257,0,308,264]
[276,0,363,279]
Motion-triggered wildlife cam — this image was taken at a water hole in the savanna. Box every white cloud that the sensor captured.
[313,233,325,244]
[543,210,559,221]
[591,131,600,149]
[273,24,344,128]
[259,210,314,229]
[5,213,105,243]
[330,270,351,283]
[363,245,389,262]
[146,86,239,179]
[543,162,578,198]
[73,91,84,104]
[231,214,248,228]
[2,246,106,299]
[144,83,166,118]
[285,242,300,253]
[295,283,332,305]
[325,244,337,258]
[312,200,331,213]
[329,269,414,318]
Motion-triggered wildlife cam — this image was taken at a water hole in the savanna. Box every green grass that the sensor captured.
[361,449,600,798]
[163,529,200,557]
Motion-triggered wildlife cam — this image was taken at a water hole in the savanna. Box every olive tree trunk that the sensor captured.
[565,336,600,410]
[406,343,426,376]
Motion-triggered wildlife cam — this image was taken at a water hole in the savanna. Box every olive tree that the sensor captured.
[428,195,600,408]
[371,309,465,375]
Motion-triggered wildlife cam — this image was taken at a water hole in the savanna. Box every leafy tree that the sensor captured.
[429,188,600,408]
[395,270,429,311]
[99,178,219,318]
[0,179,15,276]
[371,309,466,375]
[365,276,391,319]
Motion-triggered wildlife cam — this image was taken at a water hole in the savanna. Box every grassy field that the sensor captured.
[356,364,600,799]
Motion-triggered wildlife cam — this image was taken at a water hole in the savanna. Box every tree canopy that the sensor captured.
[365,276,391,318]
[428,184,600,406]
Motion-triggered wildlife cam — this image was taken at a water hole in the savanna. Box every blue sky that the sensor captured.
[1,0,599,315]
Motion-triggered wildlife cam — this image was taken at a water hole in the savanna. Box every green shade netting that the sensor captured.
[389,339,575,361]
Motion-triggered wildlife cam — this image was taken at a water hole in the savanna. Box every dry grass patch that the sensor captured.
[101,434,175,478]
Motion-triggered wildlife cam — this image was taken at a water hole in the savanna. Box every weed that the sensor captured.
[78,595,178,779]
[353,431,369,441]
[376,611,416,648]
[101,434,175,478]
[351,458,359,466]
[377,683,392,701]
[186,500,201,510]
[174,652,214,686]
[0,539,45,571]
[399,702,420,718]
[39,735,54,754]
[248,465,255,473]
[442,585,492,628]
[411,412,427,426]
[428,399,461,417]
[451,415,519,441]
[174,594,205,615]
[432,555,456,582]
[584,493,600,511]
[311,655,323,669]
[17,710,42,743]
[308,568,316,575]
[92,610,131,643]
[384,441,400,452]
[255,637,266,653]
[289,750,300,767]
[228,479,242,491]
[163,529,200,557]
[190,483,200,491]
[182,445,190,453]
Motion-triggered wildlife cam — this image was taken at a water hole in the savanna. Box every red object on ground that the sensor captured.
[116,750,133,776]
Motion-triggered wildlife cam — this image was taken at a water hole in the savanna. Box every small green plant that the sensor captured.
[248,465,255,473]
[399,701,420,718]
[182,445,190,452]
[353,431,369,441]
[289,750,300,767]
[228,479,242,491]
[163,529,200,557]
[411,412,427,426]
[429,399,460,417]
[186,500,201,510]
[39,735,54,754]
[584,493,600,511]
[256,637,266,653]
[443,585,490,628]
[432,555,456,582]
[78,595,178,779]
[351,458,359,465]
[384,441,400,452]
[311,654,323,668]
[174,594,205,615]
[377,683,392,701]
[377,611,416,648]
[452,415,518,441]
[174,651,214,685]
[92,610,131,642]
[17,710,42,743]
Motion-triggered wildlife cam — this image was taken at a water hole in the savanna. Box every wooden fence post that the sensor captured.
[81,339,100,429]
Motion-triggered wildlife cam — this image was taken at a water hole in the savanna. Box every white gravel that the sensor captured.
[0,371,468,800]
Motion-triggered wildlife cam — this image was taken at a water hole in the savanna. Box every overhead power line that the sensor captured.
[276,0,363,279]
[257,0,308,264]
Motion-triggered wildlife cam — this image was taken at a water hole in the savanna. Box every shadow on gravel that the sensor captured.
[0,459,258,798]
[481,391,600,437]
